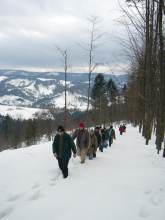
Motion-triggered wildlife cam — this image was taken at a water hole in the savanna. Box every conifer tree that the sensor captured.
[91,74,108,124]
[106,79,118,103]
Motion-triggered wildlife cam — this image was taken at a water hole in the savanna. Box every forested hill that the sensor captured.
[0,70,128,109]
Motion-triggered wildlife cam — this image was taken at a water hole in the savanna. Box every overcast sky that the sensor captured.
[0,0,128,73]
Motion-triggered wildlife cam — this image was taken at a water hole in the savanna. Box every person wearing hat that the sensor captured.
[52,125,76,178]
[72,122,90,164]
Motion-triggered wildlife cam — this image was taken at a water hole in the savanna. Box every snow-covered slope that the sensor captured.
[52,91,87,110]
[0,70,128,109]
[0,126,165,220]
[0,105,48,120]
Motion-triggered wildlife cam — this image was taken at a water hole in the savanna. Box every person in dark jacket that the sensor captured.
[101,127,109,148]
[119,125,123,135]
[122,124,126,132]
[109,125,116,147]
[52,125,76,178]
[94,126,102,152]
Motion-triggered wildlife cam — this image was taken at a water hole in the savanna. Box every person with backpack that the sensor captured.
[109,125,116,147]
[52,125,76,178]
[72,122,90,164]
[100,127,108,149]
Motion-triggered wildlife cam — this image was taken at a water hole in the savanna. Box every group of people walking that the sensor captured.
[119,124,126,135]
[52,123,116,178]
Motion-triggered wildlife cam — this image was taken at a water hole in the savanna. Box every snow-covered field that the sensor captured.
[0,126,165,220]
[0,105,47,119]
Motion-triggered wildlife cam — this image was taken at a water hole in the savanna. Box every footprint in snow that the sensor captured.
[0,207,13,219]
[28,190,43,201]
[150,190,164,206]
[50,171,62,186]
[7,193,24,202]
[145,190,152,195]
[51,176,60,182]
[31,183,41,190]
[50,182,57,186]
[139,205,149,218]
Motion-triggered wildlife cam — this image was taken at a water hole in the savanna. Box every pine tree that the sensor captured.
[2,115,12,145]
[91,74,108,124]
[106,79,118,103]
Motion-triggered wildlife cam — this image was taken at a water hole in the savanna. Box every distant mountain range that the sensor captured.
[0,70,128,110]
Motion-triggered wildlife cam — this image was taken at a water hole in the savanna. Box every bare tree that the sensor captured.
[81,16,103,124]
[56,47,69,128]
[120,0,165,156]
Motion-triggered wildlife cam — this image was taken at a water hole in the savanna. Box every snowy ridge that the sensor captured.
[0,126,164,220]
[23,82,56,98]
[0,96,32,106]
[0,70,128,109]
[6,79,32,87]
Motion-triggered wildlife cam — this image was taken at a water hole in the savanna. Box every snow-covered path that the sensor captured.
[0,126,165,220]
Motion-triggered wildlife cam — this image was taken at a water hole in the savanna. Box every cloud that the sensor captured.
[0,0,128,73]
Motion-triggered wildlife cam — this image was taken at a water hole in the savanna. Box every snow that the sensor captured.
[37,84,56,96]
[7,79,32,87]
[82,81,89,84]
[24,82,56,97]
[0,76,8,82]
[0,125,165,220]
[24,82,38,96]
[59,80,74,88]
[53,91,87,110]
[0,95,32,106]
[0,105,46,119]
[37,78,56,82]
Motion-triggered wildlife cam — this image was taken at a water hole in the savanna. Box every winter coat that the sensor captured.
[72,129,90,149]
[119,126,123,132]
[122,125,126,132]
[94,130,102,146]
[52,133,76,160]
[104,129,109,140]
[109,128,116,140]
[88,133,98,155]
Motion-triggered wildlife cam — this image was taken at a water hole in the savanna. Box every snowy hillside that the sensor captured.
[0,70,128,109]
[0,126,165,220]
[0,105,48,120]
